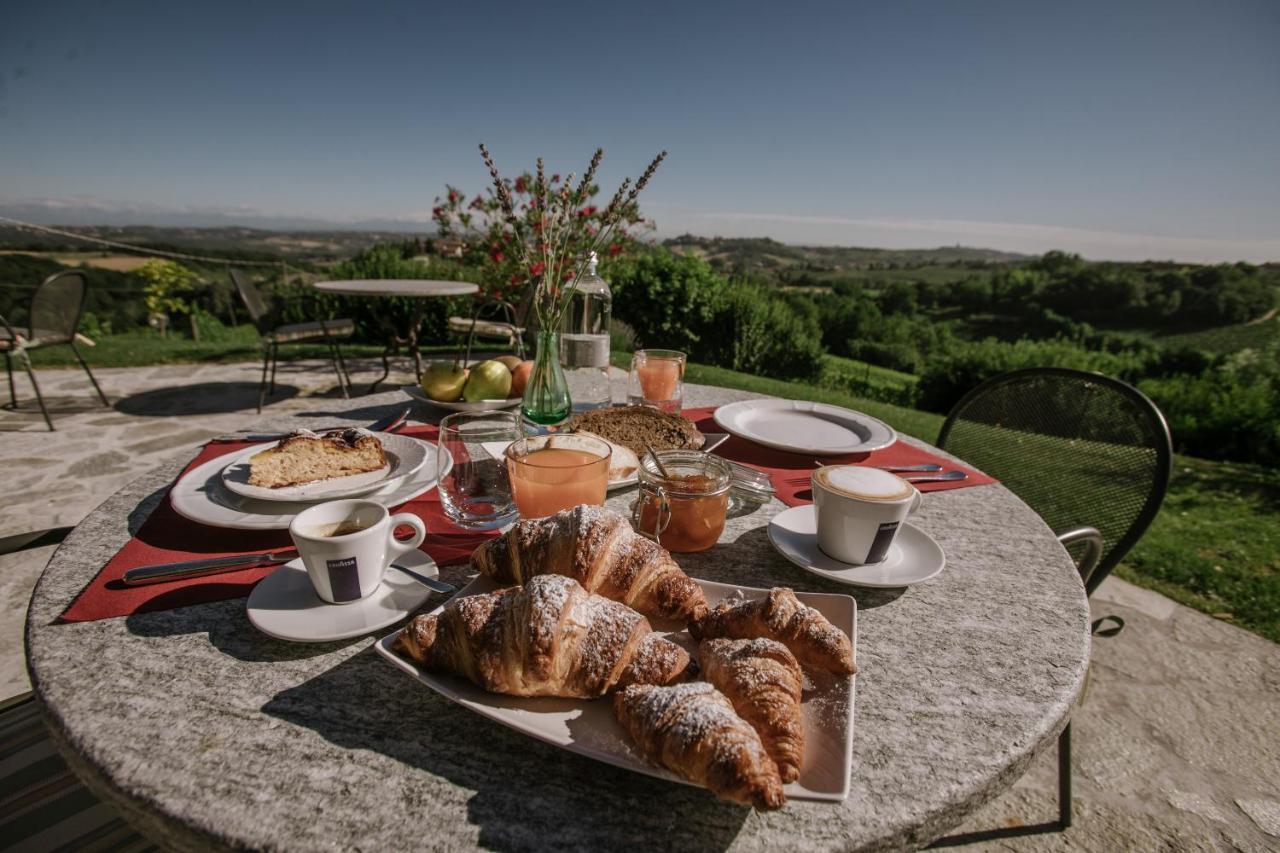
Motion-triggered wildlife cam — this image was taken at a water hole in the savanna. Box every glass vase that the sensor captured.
[522,329,572,427]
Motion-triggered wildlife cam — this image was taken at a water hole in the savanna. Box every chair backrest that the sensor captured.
[229,269,270,331]
[936,367,1172,595]
[29,270,88,342]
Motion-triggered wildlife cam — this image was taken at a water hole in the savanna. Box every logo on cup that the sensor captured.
[325,556,363,603]
[865,521,900,564]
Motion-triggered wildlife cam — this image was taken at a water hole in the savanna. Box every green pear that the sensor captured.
[421,362,469,402]
[463,359,513,402]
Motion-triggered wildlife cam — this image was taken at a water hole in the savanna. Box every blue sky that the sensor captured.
[1,0,1277,261]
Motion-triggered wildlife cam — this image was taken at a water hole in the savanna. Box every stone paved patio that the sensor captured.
[1,359,1277,849]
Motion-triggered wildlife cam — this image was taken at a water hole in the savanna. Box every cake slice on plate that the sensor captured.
[248,428,387,488]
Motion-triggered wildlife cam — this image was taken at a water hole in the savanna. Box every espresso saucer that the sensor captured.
[247,548,437,643]
[767,504,945,588]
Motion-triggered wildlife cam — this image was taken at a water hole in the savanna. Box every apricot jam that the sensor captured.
[634,452,732,553]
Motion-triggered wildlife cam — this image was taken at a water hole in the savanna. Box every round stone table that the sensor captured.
[312,279,481,391]
[26,383,1090,851]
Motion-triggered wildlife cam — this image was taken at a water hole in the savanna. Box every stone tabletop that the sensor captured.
[25,382,1089,852]
[312,279,481,298]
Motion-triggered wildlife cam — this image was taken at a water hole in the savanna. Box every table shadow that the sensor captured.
[683,525,905,610]
[124,602,360,663]
[115,382,298,416]
[262,649,752,851]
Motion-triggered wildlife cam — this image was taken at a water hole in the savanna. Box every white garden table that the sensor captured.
[312,279,480,391]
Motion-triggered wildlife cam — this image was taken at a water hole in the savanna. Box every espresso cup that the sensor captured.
[288,499,426,604]
[812,466,922,565]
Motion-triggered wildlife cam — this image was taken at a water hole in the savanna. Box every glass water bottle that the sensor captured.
[559,252,613,412]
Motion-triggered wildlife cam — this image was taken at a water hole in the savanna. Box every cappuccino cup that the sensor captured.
[812,466,922,565]
[288,499,426,604]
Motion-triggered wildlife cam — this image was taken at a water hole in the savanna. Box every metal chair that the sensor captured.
[229,270,355,412]
[935,366,1172,832]
[446,293,530,362]
[0,270,110,430]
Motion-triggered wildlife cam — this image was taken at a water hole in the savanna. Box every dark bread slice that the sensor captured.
[566,406,704,457]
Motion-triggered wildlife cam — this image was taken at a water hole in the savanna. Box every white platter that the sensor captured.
[713,400,897,456]
[220,433,429,502]
[376,576,856,802]
[248,548,437,643]
[768,504,945,588]
[170,439,450,531]
[402,384,521,412]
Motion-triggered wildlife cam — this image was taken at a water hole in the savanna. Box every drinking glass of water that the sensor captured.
[437,411,522,529]
[627,349,686,413]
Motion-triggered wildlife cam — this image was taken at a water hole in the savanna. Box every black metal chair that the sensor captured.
[229,269,355,412]
[446,293,530,362]
[935,366,1172,833]
[0,270,110,430]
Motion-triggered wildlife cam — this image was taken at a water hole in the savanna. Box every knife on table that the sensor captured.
[122,550,300,586]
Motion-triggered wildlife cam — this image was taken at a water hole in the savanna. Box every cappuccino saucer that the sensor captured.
[247,548,437,643]
[767,504,945,589]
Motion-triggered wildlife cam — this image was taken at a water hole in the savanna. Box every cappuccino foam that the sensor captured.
[814,465,913,502]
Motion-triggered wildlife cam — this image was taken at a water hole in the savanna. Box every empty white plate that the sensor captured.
[713,399,897,456]
[247,548,438,643]
[768,504,945,588]
[220,432,429,502]
[375,576,856,802]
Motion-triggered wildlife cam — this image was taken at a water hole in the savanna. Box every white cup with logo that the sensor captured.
[288,499,426,604]
[811,466,922,565]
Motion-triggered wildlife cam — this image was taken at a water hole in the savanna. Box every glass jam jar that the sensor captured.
[633,451,732,552]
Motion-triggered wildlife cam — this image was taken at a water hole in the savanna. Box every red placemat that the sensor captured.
[684,407,996,506]
[59,425,494,623]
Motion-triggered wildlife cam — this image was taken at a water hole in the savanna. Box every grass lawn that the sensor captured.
[22,335,1279,643]
[1155,314,1279,354]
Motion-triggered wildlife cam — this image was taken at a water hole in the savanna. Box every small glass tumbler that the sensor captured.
[627,349,686,413]
[505,433,611,519]
[437,411,522,530]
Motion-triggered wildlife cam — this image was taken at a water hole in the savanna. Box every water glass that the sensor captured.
[627,349,686,413]
[437,411,522,530]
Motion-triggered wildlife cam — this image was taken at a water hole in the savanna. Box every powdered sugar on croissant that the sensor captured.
[393,575,692,698]
[471,505,708,624]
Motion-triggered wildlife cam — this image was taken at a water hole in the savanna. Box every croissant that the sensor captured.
[613,682,785,810]
[392,575,692,698]
[690,587,856,675]
[699,638,805,783]
[470,505,708,624]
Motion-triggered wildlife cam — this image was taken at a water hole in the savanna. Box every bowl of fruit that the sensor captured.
[403,355,533,412]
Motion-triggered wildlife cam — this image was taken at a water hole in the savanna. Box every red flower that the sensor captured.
[609,242,623,257]
[469,195,484,210]
[529,261,546,279]
[515,176,528,193]
[448,189,460,203]
[551,173,560,183]
[431,206,444,219]
[490,250,505,264]
[578,205,597,218]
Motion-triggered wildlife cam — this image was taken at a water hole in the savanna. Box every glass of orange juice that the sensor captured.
[505,433,612,518]
[627,349,685,413]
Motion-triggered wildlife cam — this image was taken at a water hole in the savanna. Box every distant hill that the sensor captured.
[664,235,1027,275]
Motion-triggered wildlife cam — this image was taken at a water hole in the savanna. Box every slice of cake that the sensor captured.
[248,428,387,488]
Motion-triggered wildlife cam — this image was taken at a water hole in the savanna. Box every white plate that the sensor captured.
[248,549,437,643]
[713,400,897,456]
[170,439,450,531]
[402,384,521,412]
[376,577,856,802]
[479,439,640,491]
[220,433,429,502]
[768,504,945,588]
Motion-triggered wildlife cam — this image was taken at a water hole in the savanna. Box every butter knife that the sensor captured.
[122,550,299,586]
